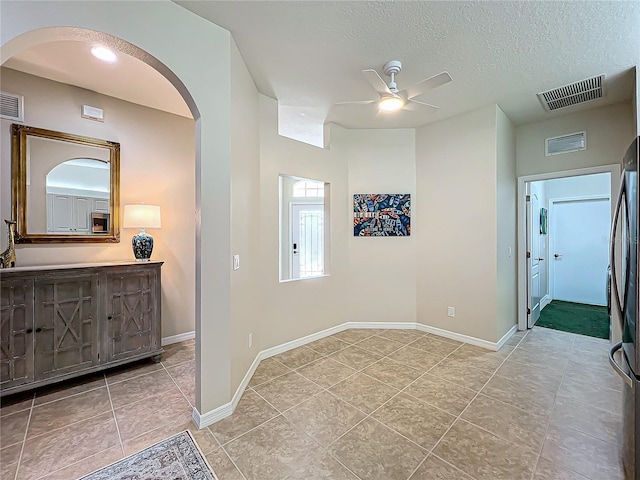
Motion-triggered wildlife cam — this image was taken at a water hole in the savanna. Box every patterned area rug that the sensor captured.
[81,431,217,480]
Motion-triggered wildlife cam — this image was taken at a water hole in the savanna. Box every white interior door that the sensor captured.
[527,184,542,327]
[552,197,610,305]
[291,204,324,278]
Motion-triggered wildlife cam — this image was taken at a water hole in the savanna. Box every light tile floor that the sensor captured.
[0,328,625,480]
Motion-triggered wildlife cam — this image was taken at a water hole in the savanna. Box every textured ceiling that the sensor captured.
[3,2,639,130]
[177,0,640,128]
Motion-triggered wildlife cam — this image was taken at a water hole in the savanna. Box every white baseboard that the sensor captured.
[343,321,418,330]
[496,324,518,350]
[192,401,233,429]
[193,321,506,428]
[162,331,195,346]
[541,295,552,310]
[231,353,263,410]
[260,323,348,359]
[417,324,502,351]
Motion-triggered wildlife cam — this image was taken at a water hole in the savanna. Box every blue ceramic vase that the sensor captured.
[132,229,154,261]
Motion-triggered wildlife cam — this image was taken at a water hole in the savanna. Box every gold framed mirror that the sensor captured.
[11,124,120,243]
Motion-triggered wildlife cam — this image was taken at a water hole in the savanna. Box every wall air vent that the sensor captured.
[0,91,24,122]
[545,131,586,156]
[537,74,605,112]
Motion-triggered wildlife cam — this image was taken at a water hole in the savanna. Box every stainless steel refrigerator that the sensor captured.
[610,135,640,479]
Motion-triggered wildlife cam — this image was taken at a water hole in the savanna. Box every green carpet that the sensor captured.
[536,300,609,339]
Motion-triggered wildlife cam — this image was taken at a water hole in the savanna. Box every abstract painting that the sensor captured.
[353,194,411,236]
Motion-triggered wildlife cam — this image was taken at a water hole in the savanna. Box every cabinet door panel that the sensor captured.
[93,198,109,213]
[74,197,91,232]
[51,195,74,232]
[34,274,99,379]
[0,280,34,389]
[106,269,157,361]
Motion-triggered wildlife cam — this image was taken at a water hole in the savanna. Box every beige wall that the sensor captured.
[229,39,262,392]
[0,68,196,339]
[341,128,417,324]
[415,105,500,342]
[2,0,235,414]
[496,106,517,339]
[258,103,420,351]
[258,95,350,350]
[516,102,634,177]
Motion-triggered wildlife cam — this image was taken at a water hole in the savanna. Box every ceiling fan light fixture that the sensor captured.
[378,96,404,112]
[90,46,117,63]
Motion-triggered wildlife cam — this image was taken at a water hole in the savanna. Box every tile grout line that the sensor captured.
[527,331,576,480]
[412,331,529,480]
[217,443,250,480]
[30,445,118,480]
[317,341,468,459]
[431,451,482,480]
[323,454,364,480]
[216,331,529,480]
[427,329,530,460]
[106,364,166,386]
[219,331,523,480]
[162,362,195,409]
[29,382,106,409]
[104,372,125,456]
[405,455,430,480]
[528,342,589,480]
[225,338,435,455]
[12,392,35,480]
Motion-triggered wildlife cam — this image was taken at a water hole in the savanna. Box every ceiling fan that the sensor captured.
[336,60,451,112]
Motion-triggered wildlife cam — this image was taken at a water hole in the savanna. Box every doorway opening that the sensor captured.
[518,166,620,340]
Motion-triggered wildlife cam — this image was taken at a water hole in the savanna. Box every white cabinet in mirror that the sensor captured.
[43,158,110,234]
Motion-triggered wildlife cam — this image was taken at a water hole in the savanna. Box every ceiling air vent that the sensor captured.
[0,91,24,122]
[537,74,605,111]
[546,131,586,156]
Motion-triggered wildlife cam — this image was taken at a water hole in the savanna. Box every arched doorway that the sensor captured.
[1,5,234,474]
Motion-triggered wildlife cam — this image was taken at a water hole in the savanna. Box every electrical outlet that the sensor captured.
[233,255,240,270]
[248,333,253,348]
[447,306,455,317]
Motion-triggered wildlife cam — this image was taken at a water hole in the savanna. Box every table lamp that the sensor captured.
[123,204,161,261]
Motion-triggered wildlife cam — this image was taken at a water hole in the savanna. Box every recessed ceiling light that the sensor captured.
[378,96,404,112]
[90,46,117,63]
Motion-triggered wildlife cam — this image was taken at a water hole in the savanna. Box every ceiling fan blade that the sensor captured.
[362,69,392,96]
[403,71,452,100]
[335,99,378,106]
[407,98,440,109]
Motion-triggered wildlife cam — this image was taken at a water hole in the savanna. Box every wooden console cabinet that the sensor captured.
[0,261,163,396]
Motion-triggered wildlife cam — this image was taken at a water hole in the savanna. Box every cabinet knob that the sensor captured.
[107,316,113,320]
[35,328,42,333]
[26,328,33,334]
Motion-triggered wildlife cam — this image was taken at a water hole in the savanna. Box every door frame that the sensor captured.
[526,182,543,328]
[517,165,620,332]
[547,194,610,303]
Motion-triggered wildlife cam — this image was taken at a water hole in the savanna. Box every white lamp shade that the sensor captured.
[123,204,161,229]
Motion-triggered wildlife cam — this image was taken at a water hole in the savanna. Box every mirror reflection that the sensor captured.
[12,124,120,243]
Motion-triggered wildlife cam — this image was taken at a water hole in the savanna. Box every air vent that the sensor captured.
[538,75,605,111]
[545,131,587,156]
[0,91,24,121]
